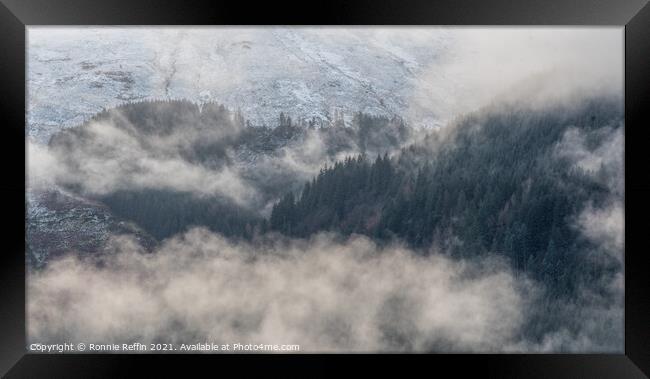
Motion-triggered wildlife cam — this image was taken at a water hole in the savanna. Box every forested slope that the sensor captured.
[270,96,623,296]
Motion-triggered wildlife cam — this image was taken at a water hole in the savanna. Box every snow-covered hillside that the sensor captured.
[27,27,453,143]
[27,189,156,267]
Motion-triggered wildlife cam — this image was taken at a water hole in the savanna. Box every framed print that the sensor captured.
[1,0,649,377]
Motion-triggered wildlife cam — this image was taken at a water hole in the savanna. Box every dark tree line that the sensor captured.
[38,95,624,349]
[101,190,265,241]
[270,96,623,297]
[49,100,412,241]
[49,95,623,297]
[269,153,401,237]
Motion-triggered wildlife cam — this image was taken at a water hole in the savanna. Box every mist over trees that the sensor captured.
[26,26,625,353]
[46,97,623,277]
[270,96,623,301]
[37,94,623,350]
[46,100,411,240]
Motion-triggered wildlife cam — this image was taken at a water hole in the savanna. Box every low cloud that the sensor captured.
[409,28,623,126]
[556,125,624,195]
[578,202,624,263]
[29,107,414,216]
[555,123,624,263]
[29,229,537,352]
[544,121,624,353]
[28,113,259,206]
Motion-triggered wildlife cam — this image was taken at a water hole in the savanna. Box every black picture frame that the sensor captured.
[2,0,649,377]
